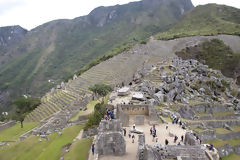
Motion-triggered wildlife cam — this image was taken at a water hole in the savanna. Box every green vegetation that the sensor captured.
[70,100,99,121]
[155,4,240,40]
[0,122,38,141]
[216,125,240,134]
[221,153,240,160]
[192,128,204,133]
[89,83,113,98]
[206,138,240,148]
[12,97,41,128]
[176,39,240,84]
[0,0,193,112]
[64,138,93,160]
[0,125,83,160]
[213,111,235,117]
[84,102,106,130]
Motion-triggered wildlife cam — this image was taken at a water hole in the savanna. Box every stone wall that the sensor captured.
[198,129,216,142]
[0,120,16,131]
[134,115,145,125]
[95,120,126,156]
[216,131,240,141]
[188,120,240,128]
[137,133,209,160]
[184,132,200,146]
[217,144,240,157]
[116,105,129,127]
[148,106,160,125]
[191,103,230,114]
[119,104,149,115]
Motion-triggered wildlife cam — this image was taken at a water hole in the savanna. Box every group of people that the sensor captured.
[103,108,116,120]
[191,132,202,144]
[171,114,186,129]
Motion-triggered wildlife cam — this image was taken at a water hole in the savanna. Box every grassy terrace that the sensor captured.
[64,138,93,160]
[70,100,99,121]
[222,153,240,160]
[206,138,240,148]
[213,111,235,117]
[0,125,83,160]
[0,122,39,141]
[216,125,240,134]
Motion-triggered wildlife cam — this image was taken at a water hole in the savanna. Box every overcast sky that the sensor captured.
[0,0,240,30]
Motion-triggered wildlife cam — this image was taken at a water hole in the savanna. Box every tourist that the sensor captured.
[181,135,184,142]
[128,132,131,138]
[174,136,178,143]
[155,136,158,143]
[150,127,152,135]
[123,128,126,136]
[178,142,181,146]
[166,125,168,130]
[133,124,136,130]
[165,139,169,145]
[132,134,135,143]
[209,144,213,151]
[91,144,95,155]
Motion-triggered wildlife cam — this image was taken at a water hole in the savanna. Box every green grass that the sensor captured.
[221,153,240,160]
[192,128,204,133]
[70,100,99,121]
[0,122,39,141]
[216,126,240,134]
[213,111,235,117]
[64,138,93,160]
[206,138,240,148]
[0,125,83,160]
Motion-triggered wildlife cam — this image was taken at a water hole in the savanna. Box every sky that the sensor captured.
[0,0,240,30]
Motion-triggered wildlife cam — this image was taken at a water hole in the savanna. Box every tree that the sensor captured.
[89,83,112,100]
[13,97,40,128]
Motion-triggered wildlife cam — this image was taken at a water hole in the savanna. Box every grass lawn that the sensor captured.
[213,111,235,117]
[70,100,99,121]
[64,138,93,160]
[221,153,240,160]
[206,138,240,148]
[216,126,240,134]
[0,125,83,160]
[0,122,39,141]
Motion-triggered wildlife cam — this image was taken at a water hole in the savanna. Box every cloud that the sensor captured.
[0,0,25,15]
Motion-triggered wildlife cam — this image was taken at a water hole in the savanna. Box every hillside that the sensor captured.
[0,0,194,112]
[155,4,240,40]
[176,39,240,86]
[0,25,27,66]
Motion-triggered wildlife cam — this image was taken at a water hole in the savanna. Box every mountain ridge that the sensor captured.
[0,0,194,111]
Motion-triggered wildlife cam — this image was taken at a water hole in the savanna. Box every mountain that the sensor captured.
[0,0,194,111]
[155,4,240,40]
[0,25,27,67]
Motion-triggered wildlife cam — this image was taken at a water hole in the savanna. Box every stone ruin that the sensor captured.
[95,119,126,157]
[137,131,219,160]
[116,104,160,127]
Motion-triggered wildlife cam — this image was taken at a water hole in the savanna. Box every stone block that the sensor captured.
[134,115,145,125]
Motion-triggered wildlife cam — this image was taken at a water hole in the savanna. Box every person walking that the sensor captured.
[132,134,135,143]
[165,139,169,145]
[181,135,184,142]
[91,144,95,155]
[128,132,131,138]
[123,128,126,136]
